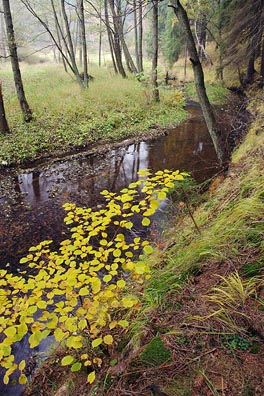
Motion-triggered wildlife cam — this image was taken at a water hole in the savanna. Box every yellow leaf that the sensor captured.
[142,218,150,227]
[87,371,96,384]
[109,321,117,330]
[4,327,16,338]
[118,320,129,328]
[61,355,74,366]
[143,245,153,255]
[79,287,90,296]
[117,279,126,288]
[103,335,113,345]
[122,295,138,308]
[92,338,102,348]
[19,374,27,385]
[103,274,112,283]
[3,374,9,385]
[158,191,166,200]
[18,360,26,371]
[71,362,82,372]
[54,328,66,342]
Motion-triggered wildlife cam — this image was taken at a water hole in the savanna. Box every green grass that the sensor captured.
[186,81,228,104]
[0,63,187,166]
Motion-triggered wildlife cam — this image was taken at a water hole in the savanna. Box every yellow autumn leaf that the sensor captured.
[118,320,129,328]
[92,338,103,348]
[103,334,113,345]
[87,371,96,384]
[19,374,27,385]
[142,217,150,227]
[61,355,74,366]
[18,360,26,371]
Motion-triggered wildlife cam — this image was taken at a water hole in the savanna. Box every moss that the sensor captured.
[240,261,263,278]
[139,336,171,367]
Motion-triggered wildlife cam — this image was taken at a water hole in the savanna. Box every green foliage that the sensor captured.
[221,334,249,351]
[139,336,171,367]
[0,169,186,385]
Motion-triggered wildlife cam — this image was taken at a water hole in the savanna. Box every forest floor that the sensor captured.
[22,83,264,396]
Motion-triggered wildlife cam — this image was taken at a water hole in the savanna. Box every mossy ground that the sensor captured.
[22,82,264,396]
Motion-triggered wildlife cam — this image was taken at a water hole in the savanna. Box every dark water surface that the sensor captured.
[0,105,219,271]
[0,105,219,396]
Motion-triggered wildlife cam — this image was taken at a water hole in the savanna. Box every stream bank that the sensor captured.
[22,94,264,396]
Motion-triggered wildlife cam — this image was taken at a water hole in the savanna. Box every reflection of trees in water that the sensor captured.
[0,110,220,270]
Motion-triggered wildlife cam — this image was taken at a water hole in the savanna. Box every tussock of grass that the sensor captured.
[0,64,187,165]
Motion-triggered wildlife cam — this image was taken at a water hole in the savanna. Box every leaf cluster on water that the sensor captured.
[0,168,187,386]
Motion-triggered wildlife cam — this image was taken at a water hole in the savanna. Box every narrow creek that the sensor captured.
[0,104,220,395]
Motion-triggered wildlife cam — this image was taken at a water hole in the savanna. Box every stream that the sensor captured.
[0,104,220,395]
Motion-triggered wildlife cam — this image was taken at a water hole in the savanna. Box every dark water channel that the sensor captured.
[0,104,219,395]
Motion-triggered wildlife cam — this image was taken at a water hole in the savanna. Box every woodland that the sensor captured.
[0,1,264,396]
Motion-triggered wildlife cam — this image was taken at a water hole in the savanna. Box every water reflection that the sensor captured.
[0,105,219,270]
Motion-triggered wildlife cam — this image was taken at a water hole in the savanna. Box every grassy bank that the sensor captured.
[0,64,188,166]
[22,89,264,396]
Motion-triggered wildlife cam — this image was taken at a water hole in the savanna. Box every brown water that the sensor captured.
[0,104,221,396]
[0,105,219,271]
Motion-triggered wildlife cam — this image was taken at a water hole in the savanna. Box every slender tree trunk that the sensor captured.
[104,0,118,73]
[107,0,126,77]
[196,12,207,60]
[133,0,140,71]
[0,81,9,134]
[52,1,68,72]
[108,0,137,74]
[216,0,224,81]
[60,0,83,86]
[152,0,159,102]
[246,48,256,83]
[0,13,7,62]
[138,0,143,72]
[170,0,227,165]
[3,0,32,122]
[78,0,88,87]
[98,16,102,67]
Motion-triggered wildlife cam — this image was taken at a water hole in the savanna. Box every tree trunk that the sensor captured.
[0,81,9,134]
[0,13,7,62]
[98,17,102,67]
[133,0,140,71]
[78,0,89,87]
[196,12,207,60]
[138,0,143,72]
[170,0,227,165]
[3,0,32,122]
[60,0,83,86]
[108,0,137,74]
[246,49,256,83]
[107,0,126,77]
[152,0,159,102]
[104,0,118,73]
[52,1,68,72]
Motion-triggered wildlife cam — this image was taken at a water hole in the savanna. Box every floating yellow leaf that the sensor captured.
[18,360,26,371]
[142,218,150,227]
[19,374,27,385]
